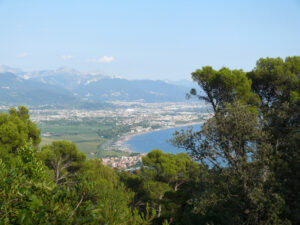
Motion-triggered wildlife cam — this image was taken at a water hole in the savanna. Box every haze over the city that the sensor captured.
[1,0,300,80]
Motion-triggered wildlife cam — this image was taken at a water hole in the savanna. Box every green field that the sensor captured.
[38,120,129,158]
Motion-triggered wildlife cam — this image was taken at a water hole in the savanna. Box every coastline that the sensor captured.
[115,121,204,153]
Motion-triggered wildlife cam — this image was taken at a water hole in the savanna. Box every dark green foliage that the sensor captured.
[38,141,86,185]
[190,66,258,112]
[0,106,40,156]
[0,107,156,224]
[248,57,300,223]
[120,150,204,224]
[247,57,300,109]
[0,143,68,224]
[172,56,300,224]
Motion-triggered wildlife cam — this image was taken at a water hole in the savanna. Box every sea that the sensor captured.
[125,124,202,154]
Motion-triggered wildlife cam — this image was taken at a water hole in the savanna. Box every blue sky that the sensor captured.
[0,0,299,80]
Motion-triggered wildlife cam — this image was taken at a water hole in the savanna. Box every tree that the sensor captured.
[122,150,203,223]
[190,66,258,112]
[247,56,300,110]
[38,141,86,186]
[248,56,300,223]
[0,142,73,224]
[173,101,288,224]
[0,107,156,224]
[173,102,261,167]
[171,57,300,224]
[0,106,40,158]
[246,56,300,222]
[72,159,156,224]
[142,150,201,192]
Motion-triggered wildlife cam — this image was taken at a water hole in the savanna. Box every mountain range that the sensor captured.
[0,65,194,108]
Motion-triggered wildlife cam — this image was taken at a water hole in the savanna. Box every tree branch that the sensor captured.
[67,192,85,221]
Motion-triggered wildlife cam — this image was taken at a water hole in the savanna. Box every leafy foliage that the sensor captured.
[0,106,40,156]
[172,56,300,224]
[0,108,156,224]
[38,141,86,185]
[190,66,258,112]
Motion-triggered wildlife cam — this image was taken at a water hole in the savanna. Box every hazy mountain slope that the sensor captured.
[0,66,193,105]
[26,67,108,90]
[73,78,189,102]
[0,72,78,106]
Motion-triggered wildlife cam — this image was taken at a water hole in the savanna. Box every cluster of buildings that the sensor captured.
[29,101,209,125]
[101,154,147,170]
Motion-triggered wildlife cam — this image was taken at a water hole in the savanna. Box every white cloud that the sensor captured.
[99,56,114,63]
[61,55,74,60]
[16,52,28,58]
[88,56,114,63]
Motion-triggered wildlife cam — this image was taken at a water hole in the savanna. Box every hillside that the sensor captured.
[0,72,78,106]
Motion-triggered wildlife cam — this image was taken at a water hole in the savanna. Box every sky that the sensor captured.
[0,0,300,80]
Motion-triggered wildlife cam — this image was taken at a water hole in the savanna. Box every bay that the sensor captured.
[125,123,202,154]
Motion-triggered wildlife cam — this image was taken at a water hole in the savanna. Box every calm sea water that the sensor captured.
[125,124,202,154]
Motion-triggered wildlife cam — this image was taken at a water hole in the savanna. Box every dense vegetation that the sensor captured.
[0,56,299,224]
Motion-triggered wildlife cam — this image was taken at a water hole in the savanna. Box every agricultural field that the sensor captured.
[38,120,129,158]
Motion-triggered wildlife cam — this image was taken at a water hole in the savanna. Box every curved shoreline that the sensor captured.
[116,121,204,153]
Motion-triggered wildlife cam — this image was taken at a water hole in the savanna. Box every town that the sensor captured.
[5,101,211,169]
[101,154,147,170]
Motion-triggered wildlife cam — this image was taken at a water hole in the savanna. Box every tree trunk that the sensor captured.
[157,194,163,218]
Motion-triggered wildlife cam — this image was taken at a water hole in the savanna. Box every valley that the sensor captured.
[29,101,210,159]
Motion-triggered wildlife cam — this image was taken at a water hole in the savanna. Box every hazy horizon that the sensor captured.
[0,64,195,82]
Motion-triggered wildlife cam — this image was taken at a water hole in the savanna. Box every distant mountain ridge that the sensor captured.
[74,78,188,102]
[0,72,78,106]
[23,67,111,90]
[0,66,192,107]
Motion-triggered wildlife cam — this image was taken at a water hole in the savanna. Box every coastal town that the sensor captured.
[26,101,211,169]
[101,154,147,170]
